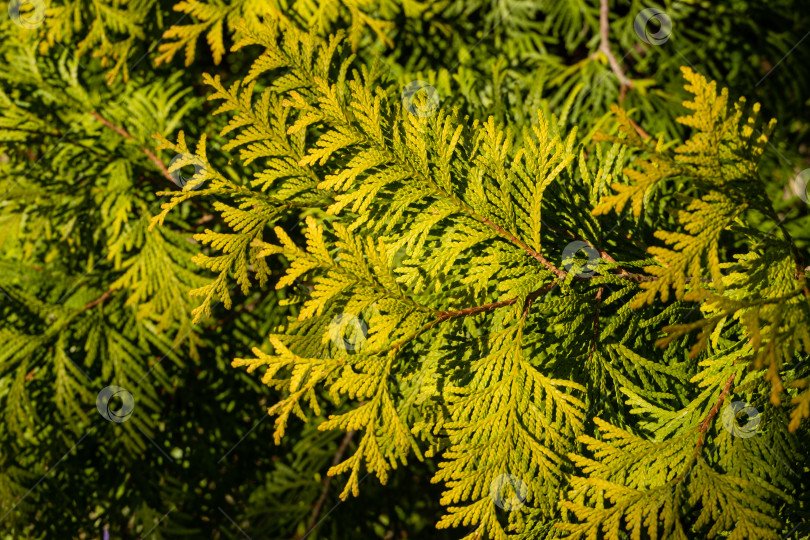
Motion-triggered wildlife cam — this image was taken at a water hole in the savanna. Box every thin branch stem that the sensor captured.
[480,217,566,279]
[598,0,633,91]
[435,282,555,322]
[90,111,173,183]
[83,289,115,310]
[545,224,655,283]
[627,117,651,139]
[303,430,357,537]
[695,373,736,453]
[671,372,736,485]
[389,283,556,352]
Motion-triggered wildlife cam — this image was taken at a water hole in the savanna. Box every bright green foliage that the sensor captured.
[3,0,810,538]
[154,0,407,66]
[0,4,341,539]
[146,18,810,539]
[595,69,778,305]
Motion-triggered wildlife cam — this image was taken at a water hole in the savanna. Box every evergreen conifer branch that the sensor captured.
[138,18,810,534]
[90,111,174,182]
[143,21,808,537]
[4,2,810,537]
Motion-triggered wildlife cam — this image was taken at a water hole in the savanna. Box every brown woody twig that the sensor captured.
[83,289,115,310]
[597,0,633,93]
[695,373,736,453]
[90,111,172,183]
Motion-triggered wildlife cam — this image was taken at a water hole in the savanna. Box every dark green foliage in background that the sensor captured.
[0,0,809,538]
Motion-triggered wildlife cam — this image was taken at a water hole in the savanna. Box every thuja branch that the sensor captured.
[434,283,554,320]
[695,372,736,453]
[90,111,173,182]
[670,372,737,485]
[388,282,556,351]
[83,289,115,310]
[774,219,810,296]
[597,0,633,91]
[480,217,566,279]
[544,223,655,283]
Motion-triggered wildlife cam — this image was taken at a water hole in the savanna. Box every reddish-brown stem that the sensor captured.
[545,224,655,283]
[695,373,736,453]
[480,217,566,279]
[597,249,656,283]
[628,117,651,139]
[434,282,555,322]
[90,112,172,182]
[83,289,115,310]
[523,284,551,318]
[390,283,556,351]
